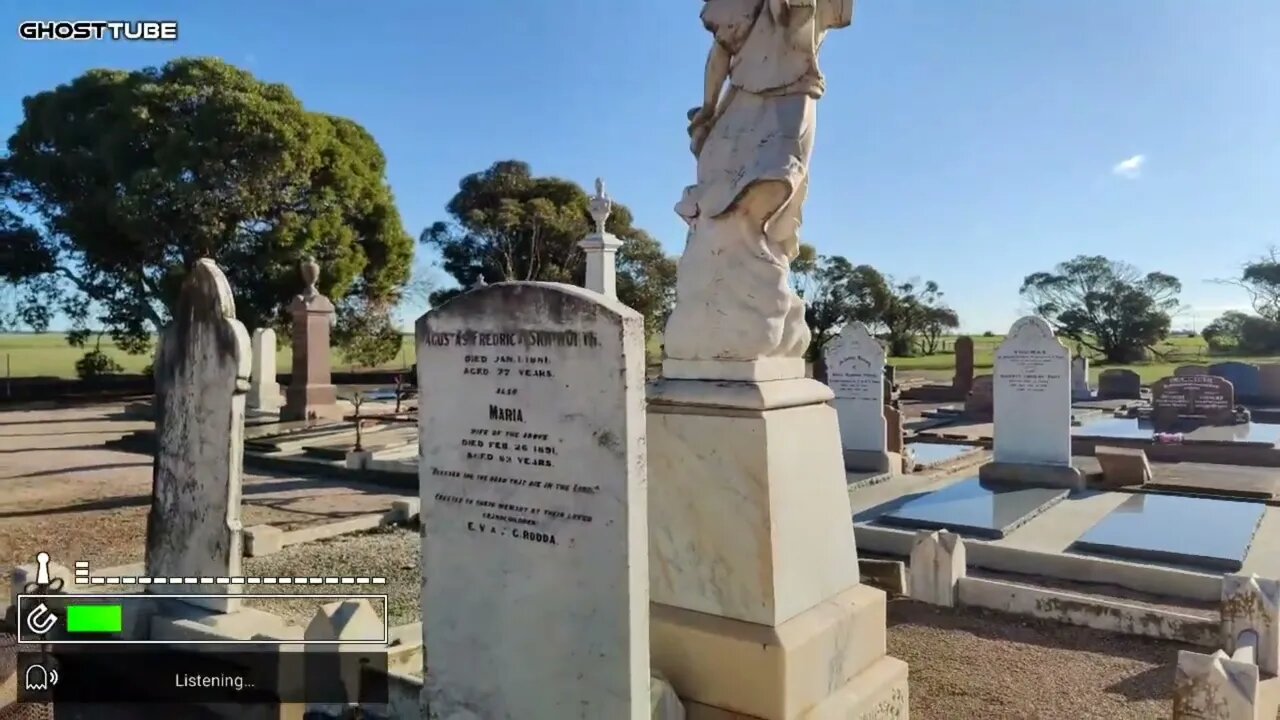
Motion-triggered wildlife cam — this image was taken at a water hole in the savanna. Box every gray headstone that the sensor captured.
[1097,368,1141,400]
[1071,355,1092,401]
[416,282,649,719]
[146,259,250,612]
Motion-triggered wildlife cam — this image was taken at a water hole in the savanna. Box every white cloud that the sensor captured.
[1111,154,1145,179]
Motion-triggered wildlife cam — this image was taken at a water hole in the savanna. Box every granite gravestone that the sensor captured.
[952,335,975,396]
[1259,364,1280,405]
[1097,368,1142,400]
[282,258,338,421]
[1209,362,1261,402]
[965,374,994,419]
[146,259,250,612]
[1150,375,1236,429]
[824,322,889,472]
[416,282,649,719]
[979,316,1083,488]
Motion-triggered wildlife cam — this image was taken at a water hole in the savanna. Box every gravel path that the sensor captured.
[890,600,1194,720]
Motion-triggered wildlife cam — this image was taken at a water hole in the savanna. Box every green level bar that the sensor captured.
[65,604,123,633]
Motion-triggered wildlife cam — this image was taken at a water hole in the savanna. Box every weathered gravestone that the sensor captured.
[1150,375,1236,429]
[825,322,890,472]
[146,259,250,612]
[1097,368,1142,400]
[1174,365,1210,377]
[1071,355,1092,401]
[1209,362,1261,402]
[980,316,1082,488]
[248,327,283,411]
[952,335,975,397]
[416,282,649,719]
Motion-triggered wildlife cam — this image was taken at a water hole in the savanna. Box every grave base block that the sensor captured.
[652,584,908,720]
[979,460,1086,490]
[843,448,894,474]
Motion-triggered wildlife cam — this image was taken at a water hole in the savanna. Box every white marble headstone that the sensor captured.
[824,322,887,455]
[1071,355,1092,401]
[146,259,250,612]
[248,327,282,410]
[416,282,649,719]
[993,316,1071,466]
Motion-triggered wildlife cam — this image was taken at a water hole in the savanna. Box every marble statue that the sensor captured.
[663,0,854,365]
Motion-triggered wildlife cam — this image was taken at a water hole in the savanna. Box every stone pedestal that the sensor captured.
[579,231,624,299]
[648,376,908,719]
[281,290,338,422]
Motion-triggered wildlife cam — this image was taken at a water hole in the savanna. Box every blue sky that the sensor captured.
[2,1,1279,333]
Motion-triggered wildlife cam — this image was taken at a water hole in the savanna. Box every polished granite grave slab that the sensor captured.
[1072,417,1280,446]
[1070,493,1266,572]
[907,442,980,468]
[1072,417,1155,440]
[869,477,1069,539]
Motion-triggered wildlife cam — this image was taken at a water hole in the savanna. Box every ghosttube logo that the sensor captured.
[18,20,179,41]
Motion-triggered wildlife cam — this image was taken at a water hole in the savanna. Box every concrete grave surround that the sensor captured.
[146,259,250,612]
[416,282,649,719]
[282,258,338,421]
[1071,355,1092,400]
[1097,368,1142,400]
[824,322,889,472]
[992,316,1071,466]
[248,327,283,410]
[1209,361,1262,402]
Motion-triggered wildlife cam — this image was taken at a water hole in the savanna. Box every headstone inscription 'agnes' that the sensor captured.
[1151,375,1236,428]
[146,259,250,612]
[416,282,648,719]
[824,322,890,472]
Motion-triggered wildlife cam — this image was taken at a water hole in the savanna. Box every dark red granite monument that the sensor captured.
[281,257,339,421]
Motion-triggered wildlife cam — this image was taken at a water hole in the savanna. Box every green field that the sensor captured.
[3,331,1279,384]
[892,334,1280,384]
[0,332,416,379]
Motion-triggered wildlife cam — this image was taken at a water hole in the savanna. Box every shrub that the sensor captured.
[75,349,124,380]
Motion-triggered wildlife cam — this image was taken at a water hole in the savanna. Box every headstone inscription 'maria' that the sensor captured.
[146,259,250,612]
[1151,375,1236,428]
[824,322,889,471]
[992,316,1071,466]
[1097,368,1142,400]
[416,282,648,719]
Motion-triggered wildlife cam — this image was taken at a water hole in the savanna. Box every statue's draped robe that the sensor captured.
[665,0,853,363]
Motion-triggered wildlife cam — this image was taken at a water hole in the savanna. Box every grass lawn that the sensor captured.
[0,332,416,380]
[892,334,1280,384]
[5,331,1279,385]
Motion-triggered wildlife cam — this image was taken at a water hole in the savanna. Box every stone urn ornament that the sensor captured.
[589,177,612,236]
[300,256,321,300]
